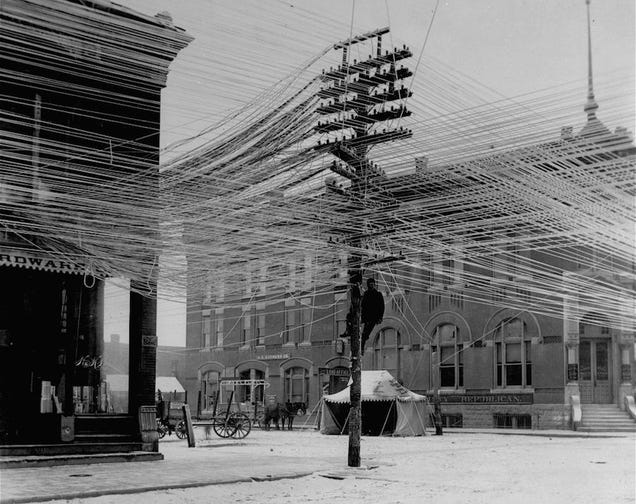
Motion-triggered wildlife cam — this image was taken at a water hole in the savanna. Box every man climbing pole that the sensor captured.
[360,278,385,355]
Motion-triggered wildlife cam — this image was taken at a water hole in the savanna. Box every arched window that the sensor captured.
[495,318,532,388]
[435,323,463,389]
[329,366,349,394]
[372,327,403,379]
[284,366,309,404]
[201,370,222,411]
[238,368,265,404]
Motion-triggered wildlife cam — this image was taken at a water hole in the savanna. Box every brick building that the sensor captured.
[0,0,190,455]
[184,117,635,430]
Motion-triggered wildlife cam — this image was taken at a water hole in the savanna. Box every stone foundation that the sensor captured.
[440,404,570,430]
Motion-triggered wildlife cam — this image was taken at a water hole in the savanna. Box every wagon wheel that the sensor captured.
[175,420,187,439]
[212,417,236,438]
[157,419,167,439]
[229,412,251,439]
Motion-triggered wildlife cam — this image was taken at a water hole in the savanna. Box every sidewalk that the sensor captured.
[0,428,338,504]
[0,427,633,503]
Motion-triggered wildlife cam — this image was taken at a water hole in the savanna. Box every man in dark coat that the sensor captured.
[361,278,384,355]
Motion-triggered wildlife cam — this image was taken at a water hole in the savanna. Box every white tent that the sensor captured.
[320,370,431,436]
[106,375,185,394]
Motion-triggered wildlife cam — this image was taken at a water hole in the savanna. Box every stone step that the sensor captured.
[581,424,636,430]
[578,426,636,433]
[0,450,162,469]
[581,406,624,411]
[581,415,633,423]
[582,413,634,418]
[0,441,144,457]
[579,404,636,432]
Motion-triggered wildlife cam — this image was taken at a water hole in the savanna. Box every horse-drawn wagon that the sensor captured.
[202,378,271,439]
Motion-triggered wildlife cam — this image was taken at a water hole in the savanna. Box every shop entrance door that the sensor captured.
[579,339,612,404]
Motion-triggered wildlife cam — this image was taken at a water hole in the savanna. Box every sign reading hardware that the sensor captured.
[0,250,87,274]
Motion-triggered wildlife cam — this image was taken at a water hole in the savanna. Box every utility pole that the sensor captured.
[314,27,413,467]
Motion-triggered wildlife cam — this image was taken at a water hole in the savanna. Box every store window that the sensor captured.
[329,366,349,394]
[434,323,463,389]
[284,366,309,404]
[0,269,132,440]
[238,368,265,404]
[91,278,130,415]
[495,318,532,388]
[372,327,403,379]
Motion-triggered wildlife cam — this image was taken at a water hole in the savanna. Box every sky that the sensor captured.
[124,0,635,148]
[108,0,635,347]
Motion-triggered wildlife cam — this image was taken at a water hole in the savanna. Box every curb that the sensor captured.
[442,428,633,438]
[0,471,317,504]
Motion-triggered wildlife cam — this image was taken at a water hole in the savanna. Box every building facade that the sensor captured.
[184,124,635,430]
[0,0,190,454]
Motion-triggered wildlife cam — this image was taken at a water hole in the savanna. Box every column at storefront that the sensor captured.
[562,277,581,403]
[564,338,580,402]
[618,330,635,410]
[128,279,157,419]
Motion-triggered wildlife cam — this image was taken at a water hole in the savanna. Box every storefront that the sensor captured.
[1,247,104,442]
[1,0,191,457]
[0,243,159,454]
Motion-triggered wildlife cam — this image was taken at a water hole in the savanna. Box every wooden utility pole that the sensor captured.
[346,265,362,466]
[314,28,413,467]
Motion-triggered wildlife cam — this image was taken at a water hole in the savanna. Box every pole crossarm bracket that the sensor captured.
[334,27,390,49]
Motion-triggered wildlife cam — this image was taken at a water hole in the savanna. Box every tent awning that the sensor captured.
[106,375,185,393]
[323,370,427,403]
[156,376,185,393]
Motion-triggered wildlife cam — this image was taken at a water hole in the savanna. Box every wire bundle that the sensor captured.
[1,0,634,335]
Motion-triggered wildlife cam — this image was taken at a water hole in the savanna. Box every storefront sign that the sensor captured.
[430,393,533,404]
[142,335,158,347]
[318,367,349,376]
[75,354,103,369]
[256,353,290,361]
[0,250,87,275]
[220,379,270,388]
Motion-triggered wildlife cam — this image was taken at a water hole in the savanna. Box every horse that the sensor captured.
[262,402,307,430]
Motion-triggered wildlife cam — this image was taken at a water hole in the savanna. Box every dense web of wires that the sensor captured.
[1,0,634,334]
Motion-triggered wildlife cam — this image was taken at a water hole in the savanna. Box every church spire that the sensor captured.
[583,0,599,120]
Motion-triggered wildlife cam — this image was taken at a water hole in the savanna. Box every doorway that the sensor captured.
[579,339,612,403]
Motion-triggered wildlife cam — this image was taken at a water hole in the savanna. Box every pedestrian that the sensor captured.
[361,278,384,355]
[433,393,443,435]
[156,390,165,421]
